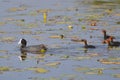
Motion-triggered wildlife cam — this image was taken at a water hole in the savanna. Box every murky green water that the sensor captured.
[0,0,120,80]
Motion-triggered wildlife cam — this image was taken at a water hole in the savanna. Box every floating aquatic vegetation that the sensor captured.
[61,74,77,80]
[85,68,104,75]
[27,67,49,73]
[12,68,24,72]
[45,62,61,67]
[60,55,69,59]
[74,56,91,61]
[7,7,27,12]
[91,1,113,5]
[113,74,120,78]
[3,18,15,21]
[0,37,16,43]
[78,18,83,22]
[49,35,64,39]
[25,22,38,28]
[75,67,104,75]
[29,77,61,80]
[97,58,120,64]
[116,21,120,24]
[47,15,73,25]
[87,53,100,57]
[29,11,39,16]
[109,67,120,70]
[0,22,6,26]
[75,67,89,72]
[20,31,32,35]
[0,50,8,53]
[81,25,86,30]
[68,25,73,30]
[0,66,9,72]
[0,56,8,58]
[36,9,51,13]
[33,30,43,35]
[0,31,6,34]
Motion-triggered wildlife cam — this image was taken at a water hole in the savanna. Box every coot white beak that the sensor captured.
[18,39,22,45]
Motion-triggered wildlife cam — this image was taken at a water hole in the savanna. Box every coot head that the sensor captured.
[18,38,27,48]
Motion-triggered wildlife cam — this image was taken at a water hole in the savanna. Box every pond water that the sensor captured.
[0,0,120,80]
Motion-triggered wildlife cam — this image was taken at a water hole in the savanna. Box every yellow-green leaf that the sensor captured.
[35,68,49,73]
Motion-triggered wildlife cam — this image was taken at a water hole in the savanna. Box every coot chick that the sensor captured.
[18,39,47,54]
[102,29,115,40]
[80,39,96,48]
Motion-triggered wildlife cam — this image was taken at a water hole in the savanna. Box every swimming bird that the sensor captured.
[104,36,120,47]
[102,29,115,40]
[103,37,120,47]
[18,38,47,54]
[80,39,96,48]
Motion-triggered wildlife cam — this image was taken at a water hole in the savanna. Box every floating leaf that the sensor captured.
[0,56,8,58]
[113,74,120,78]
[75,67,89,72]
[25,23,38,28]
[75,56,91,60]
[60,55,69,59]
[85,68,103,75]
[0,66,9,71]
[20,31,32,35]
[3,18,15,21]
[35,68,49,73]
[116,21,120,24]
[0,31,6,34]
[0,50,8,53]
[45,62,61,67]
[68,25,73,30]
[87,53,100,57]
[27,67,49,73]
[8,7,26,12]
[12,68,24,72]
[97,58,120,64]
[49,35,63,39]
[0,37,16,43]
[0,22,5,26]
[81,25,86,29]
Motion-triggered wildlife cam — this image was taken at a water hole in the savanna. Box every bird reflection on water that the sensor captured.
[19,50,46,64]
